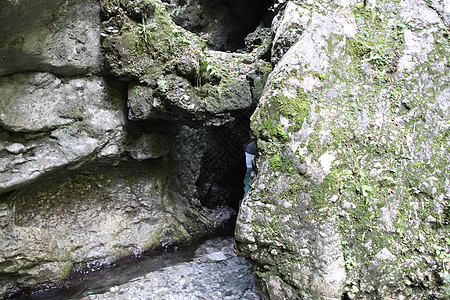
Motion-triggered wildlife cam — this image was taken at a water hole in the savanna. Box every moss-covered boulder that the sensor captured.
[235,0,449,299]
[101,0,270,123]
[0,0,263,296]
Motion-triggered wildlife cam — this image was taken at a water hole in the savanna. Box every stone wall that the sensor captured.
[236,0,449,299]
[0,0,268,296]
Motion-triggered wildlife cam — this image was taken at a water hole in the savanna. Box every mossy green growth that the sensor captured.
[352,4,374,20]
[313,71,327,81]
[259,62,273,75]
[306,131,323,160]
[285,159,294,173]
[274,89,312,132]
[101,0,205,80]
[255,106,290,143]
[346,4,404,73]
[282,178,310,204]
[434,128,449,150]
[346,37,394,72]
[58,261,74,280]
[245,0,448,297]
[310,167,341,210]
[270,123,289,142]
[269,154,283,171]
[135,16,201,63]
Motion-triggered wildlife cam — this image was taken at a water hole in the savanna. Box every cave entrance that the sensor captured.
[163,0,274,52]
[195,110,255,235]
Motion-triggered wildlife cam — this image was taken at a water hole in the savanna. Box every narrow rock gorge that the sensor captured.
[0,0,268,296]
[0,0,449,299]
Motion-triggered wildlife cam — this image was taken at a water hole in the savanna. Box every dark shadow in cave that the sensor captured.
[164,0,274,52]
[195,109,255,235]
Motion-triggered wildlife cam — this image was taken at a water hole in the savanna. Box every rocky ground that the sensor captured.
[81,237,260,300]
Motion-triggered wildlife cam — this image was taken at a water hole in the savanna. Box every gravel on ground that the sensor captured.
[81,237,260,300]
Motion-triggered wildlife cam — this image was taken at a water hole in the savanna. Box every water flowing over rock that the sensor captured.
[81,237,260,300]
[235,0,449,299]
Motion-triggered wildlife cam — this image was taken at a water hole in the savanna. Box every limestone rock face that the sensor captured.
[2,0,447,298]
[0,0,102,76]
[236,0,449,299]
[0,0,260,297]
[270,0,309,63]
[0,159,216,296]
[101,0,269,124]
[0,73,125,194]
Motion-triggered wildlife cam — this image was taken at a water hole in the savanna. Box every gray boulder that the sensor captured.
[0,1,263,296]
[0,72,125,194]
[102,0,270,123]
[236,0,449,299]
[0,0,102,76]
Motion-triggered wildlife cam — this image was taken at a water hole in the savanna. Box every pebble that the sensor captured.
[206,252,228,262]
[81,237,260,300]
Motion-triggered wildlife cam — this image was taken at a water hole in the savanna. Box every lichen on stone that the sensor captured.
[236,0,449,298]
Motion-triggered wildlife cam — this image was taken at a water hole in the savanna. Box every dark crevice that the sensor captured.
[125,118,174,143]
[195,107,256,235]
[342,292,352,300]
[163,0,274,52]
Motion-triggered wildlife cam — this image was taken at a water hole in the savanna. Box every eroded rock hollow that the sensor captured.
[163,0,274,51]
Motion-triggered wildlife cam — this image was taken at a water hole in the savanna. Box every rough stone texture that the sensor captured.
[162,0,273,51]
[0,73,125,194]
[0,0,262,297]
[101,0,270,123]
[80,237,260,300]
[127,133,169,161]
[270,0,309,63]
[0,0,102,76]
[2,0,448,298]
[169,124,210,211]
[0,113,230,297]
[0,154,223,297]
[125,51,258,122]
[236,0,449,299]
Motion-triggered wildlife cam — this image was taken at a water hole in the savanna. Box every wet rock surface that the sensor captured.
[81,237,260,300]
[0,157,224,297]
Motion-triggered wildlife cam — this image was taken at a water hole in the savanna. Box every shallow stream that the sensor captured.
[12,246,198,300]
